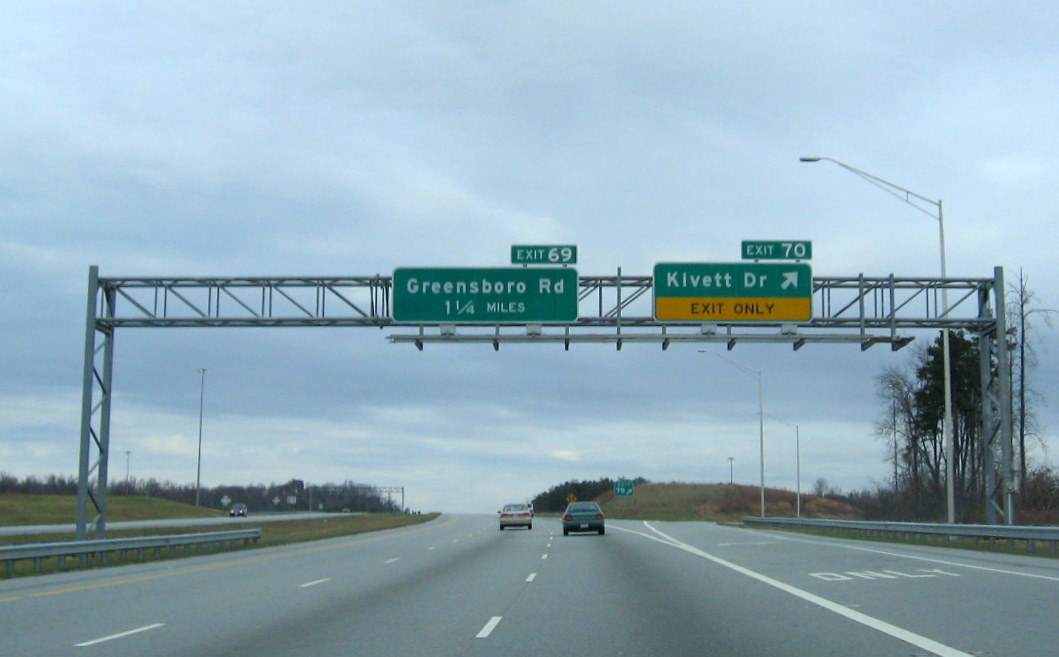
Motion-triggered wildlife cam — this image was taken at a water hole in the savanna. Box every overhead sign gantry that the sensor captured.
[74,246,1014,541]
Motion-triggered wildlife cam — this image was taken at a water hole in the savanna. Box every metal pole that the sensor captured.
[795,425,801,519]
[195,368,207,507]
[892,385,899,487]
[125,450,131,495]
[702,351,765,517]
[728,457,734,484]
[757,371,764,518]
[76,266,100,541]
[800,156,956,523]
[939,200,956,523]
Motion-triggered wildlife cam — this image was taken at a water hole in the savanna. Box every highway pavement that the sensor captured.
[1,514,1056,656]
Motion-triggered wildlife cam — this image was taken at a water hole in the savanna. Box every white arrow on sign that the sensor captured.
[781,271,799,290]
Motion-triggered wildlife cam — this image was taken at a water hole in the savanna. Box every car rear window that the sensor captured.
[568,503,599,512]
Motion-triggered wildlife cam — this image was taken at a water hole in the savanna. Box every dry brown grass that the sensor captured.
[599,481,861,522]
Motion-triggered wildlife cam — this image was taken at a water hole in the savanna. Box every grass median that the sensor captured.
[1,496,440,579]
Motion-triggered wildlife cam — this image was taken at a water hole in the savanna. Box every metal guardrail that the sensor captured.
[1,529,261,578]
[742,517,1059,555]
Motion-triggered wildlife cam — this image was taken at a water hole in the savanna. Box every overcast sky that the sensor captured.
[3,2,1059,514]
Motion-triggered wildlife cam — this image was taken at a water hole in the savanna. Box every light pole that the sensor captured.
[125,450,131,495]
[195,367,207,507]
[794,424,801,518]
[889,380,900,489]
[800,156,956,524]
[703,350,765,517]
[728,457,734,485]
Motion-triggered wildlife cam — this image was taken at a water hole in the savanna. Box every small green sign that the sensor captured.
[614,480,634,497]
[511,245,578,265]
[741,240,812,261]
[393,267,579,323]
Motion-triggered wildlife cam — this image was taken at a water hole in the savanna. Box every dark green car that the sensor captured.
[562,501,605,535]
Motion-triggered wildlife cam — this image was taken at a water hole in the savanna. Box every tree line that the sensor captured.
[0,472,401,513]
[871,319,1059,524]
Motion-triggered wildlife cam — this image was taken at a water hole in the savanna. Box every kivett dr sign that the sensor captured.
[653,262,812,322]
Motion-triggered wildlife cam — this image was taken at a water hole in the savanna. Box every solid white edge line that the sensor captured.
[384,558,400,564]
[299,578,331,588]
[75,623,165,647]
[632,522,976,657]
[476,616,502,638]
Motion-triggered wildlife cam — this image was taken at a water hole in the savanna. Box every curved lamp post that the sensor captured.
[704,350,765,517]
[195,367,207,507]
[800,156,955,523]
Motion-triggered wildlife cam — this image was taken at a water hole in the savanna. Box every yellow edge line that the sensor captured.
[2,514,458,602]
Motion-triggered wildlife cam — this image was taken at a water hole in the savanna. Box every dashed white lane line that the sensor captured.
[526,573,537,582]
[541,553,548,560]
[384,558,400,564]
[299,578,331,588]
[476,616,503,638]
[427,546,436,551]
[75,623,165,647]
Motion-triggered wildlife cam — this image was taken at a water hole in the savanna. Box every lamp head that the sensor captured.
[799,157,822,162]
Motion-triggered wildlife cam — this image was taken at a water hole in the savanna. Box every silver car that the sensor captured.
[498,503,533,530]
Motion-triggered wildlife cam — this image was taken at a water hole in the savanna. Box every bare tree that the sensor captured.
[1007,269,1056,494]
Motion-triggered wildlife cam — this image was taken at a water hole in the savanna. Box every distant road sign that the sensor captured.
[653,262,812,322]
[511,245,578,265]
[741,240,812,261]
[614,480,634,497]
[566,494,577,503]
[393,267,578,323]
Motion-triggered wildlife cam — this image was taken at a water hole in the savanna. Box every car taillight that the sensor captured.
[500,513,510,518]
[563,514,573,521]
[595,514,605,520]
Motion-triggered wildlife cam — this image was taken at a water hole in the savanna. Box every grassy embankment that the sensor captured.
[597,481,860,522]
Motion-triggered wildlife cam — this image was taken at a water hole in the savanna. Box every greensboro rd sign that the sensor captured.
[653,262,813,322]
[393,267,579,323]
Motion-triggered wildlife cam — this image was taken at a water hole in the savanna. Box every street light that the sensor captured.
[195,367,207,507]
[889,380,900,489]
[800,156,956,524]
[794,424,801,518]
[769,415,802,518]
[702,350,765,517]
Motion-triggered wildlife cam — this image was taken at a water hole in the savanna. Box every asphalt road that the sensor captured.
[1,515,1056,656]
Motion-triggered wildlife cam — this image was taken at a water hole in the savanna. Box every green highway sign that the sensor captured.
[614,480,634,497]
[393,267,579,323]
[741,240,812,261]
[653,262,813,322]
[511,245,578,265]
